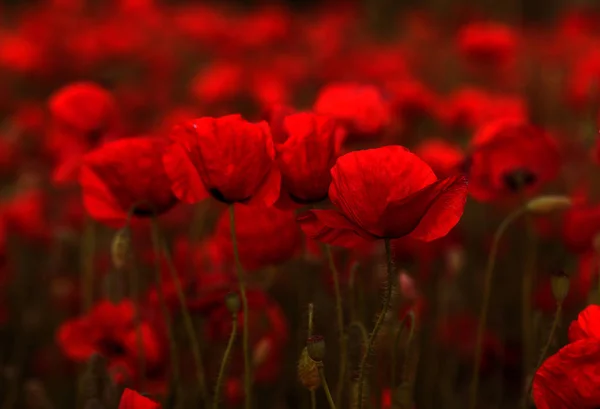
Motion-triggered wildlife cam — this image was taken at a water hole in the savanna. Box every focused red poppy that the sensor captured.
[313,82,391,142]
[80,136,178,227]
[298,146,468,248]
[214,204,301,271]
[466,118,560,202]
[275,112,344,206]
[162,114,280,206]
[119,388,160,409]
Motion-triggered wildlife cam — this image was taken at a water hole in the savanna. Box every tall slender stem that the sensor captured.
[229,205,252,409]
[356,239,395,409]
[129,264,146,393]
[151,218,209,407]
[81,217,96,312]
[213,312,238,409]
[318,364,337,409]
[469,207,527,409]
[324,245,347,406]
[308,303,316,409]
[521,211,537,408]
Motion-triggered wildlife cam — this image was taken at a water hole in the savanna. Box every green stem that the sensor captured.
[151,218,209,407]
[213,313,238,409]
[229,205,252,409]
[129,264,146,393]
[348,321,369,350]
[469,207,527,409]
[318,363,337,409]
[356,239,395,409]
[324,245,347,406]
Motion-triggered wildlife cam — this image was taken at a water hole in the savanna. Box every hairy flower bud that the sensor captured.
[110,227,131,270]
[225,292,241,314]
[550,270,570,303]
[297,347,320,391]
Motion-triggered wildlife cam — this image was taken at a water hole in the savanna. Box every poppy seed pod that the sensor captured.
[297,347,320,391]
[526,196,572,214]
[550,270,570,303]
[225,292,241,314]
[110,227,131,270]
[306,335,326,362]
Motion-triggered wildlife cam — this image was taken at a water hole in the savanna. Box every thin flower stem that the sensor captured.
[348,321,369,350]
[81,217,96,311]
[390,313,410,388]
[469,206,527,409]
[401,312,417,383]
[213,312,238,409]
[149,220,181,405]
[129,264,146,393]
[356,239,395,409]
[318,363,337,409]
[151,218,209,407]
[310,390,317,409]
[521,211,537,408]
[525,302,563,401]
[307,303,316,409]
[229,205,252,409]
[324,244,347,406]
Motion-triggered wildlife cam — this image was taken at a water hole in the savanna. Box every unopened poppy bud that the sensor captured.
[225,292,241,314]
[526,196,572,214]
[110,228,131,270]
[306,335,325,362]
[297,347,321,390]
[550,270,570,302]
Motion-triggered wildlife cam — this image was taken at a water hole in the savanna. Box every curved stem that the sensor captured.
[324,245,347,406]
[213,313,238,409]
[525,302,562,401]
[229,205,252,409]
[469,207,527,409]
[348,321,369,350]
[318,363,337,409]
[356,239,395,409]
[151,218,209,407]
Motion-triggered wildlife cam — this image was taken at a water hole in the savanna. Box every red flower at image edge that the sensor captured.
[466,118,560,202]
[119,388,160,409]
[534,305,600,409]
[162,114,280,206]
[298,146,468,248]
[80,136,178,227]
[275,112,344,206]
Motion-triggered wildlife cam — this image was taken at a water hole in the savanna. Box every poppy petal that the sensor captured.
[119,388,160,409]
[248,163,281,207]
[80,164,127,228]
[568,304,600,343]
[162,141,209,204]
[297,209,373,248]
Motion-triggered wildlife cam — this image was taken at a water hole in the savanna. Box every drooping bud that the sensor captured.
[526,196,572,214]
[110,227,131,270]
[225,292,241,314]
[550,270,570,302]
[297,347,321,391]
[306,335,326,362]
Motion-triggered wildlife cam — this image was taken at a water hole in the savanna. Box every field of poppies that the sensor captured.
[1,1,600,408]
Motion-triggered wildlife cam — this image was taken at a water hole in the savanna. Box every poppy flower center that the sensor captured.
[208,188,251,204]
[289,193,329,205]
[98,337,126,356]
[502,168,537,192]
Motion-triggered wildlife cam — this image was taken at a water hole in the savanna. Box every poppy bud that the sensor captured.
[225,292,241,314]
[526,196,572,214]
[306,335,326,362]
[110,227,131,270]
[550,270,570,302]
[297,347,321,391]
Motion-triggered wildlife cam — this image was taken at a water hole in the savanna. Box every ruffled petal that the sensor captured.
[568,305,600,343]
[297,209,374,248]
[162,141,209,204]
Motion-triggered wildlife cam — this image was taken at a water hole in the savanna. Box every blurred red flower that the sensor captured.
[466,118,560,202]
[457,22,517,68]
[119,388,160,409]
[79,136,178,227]
[162,114,280,206]
[414,138,465,178]
[562,203,600,253]
[298,146,468,248]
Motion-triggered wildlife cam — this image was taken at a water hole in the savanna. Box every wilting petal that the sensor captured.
[297,209,373,248]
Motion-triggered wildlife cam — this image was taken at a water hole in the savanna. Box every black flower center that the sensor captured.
[502,168,537,192]
[98,338,126,356]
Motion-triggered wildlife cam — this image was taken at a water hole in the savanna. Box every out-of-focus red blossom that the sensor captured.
[567,49,600,111]
[190,61,243,105]
[437,314,503,371]
[162,114,280,206]
[562,202,600,253]
[299,146,468,248]
[56,300,165,387]
[225,378,244,407]
[79,136,178,227]
[275,112,344,207]
[262,104,296,144]
[214,205,300,271]
[3,188,51,241]
[456,22,517,68]
[313,83,392,142]
[534,254,595,313]
[0,34,43,74]
[466,118,560,202]
[414,139,464,178]
[438,88,527,130]
[119,388,160,409]
[533,305,600,409]
[386,78,438,123]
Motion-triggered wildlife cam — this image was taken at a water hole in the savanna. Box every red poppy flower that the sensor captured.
[298,146,468,248]
[275,112,344,206]
[466,118,560,202]
[414,139,465,178]
[80,137,178,227]
[313,83,391,142]
[190,61,243,105]
[386,78,438,123]
[563,203,600,253]
[568,304,600,342]
[567,49,600,111]
[119,388,160,409]
[214,204,300,271]
[457,22,517,68]
[162,114,280,206]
